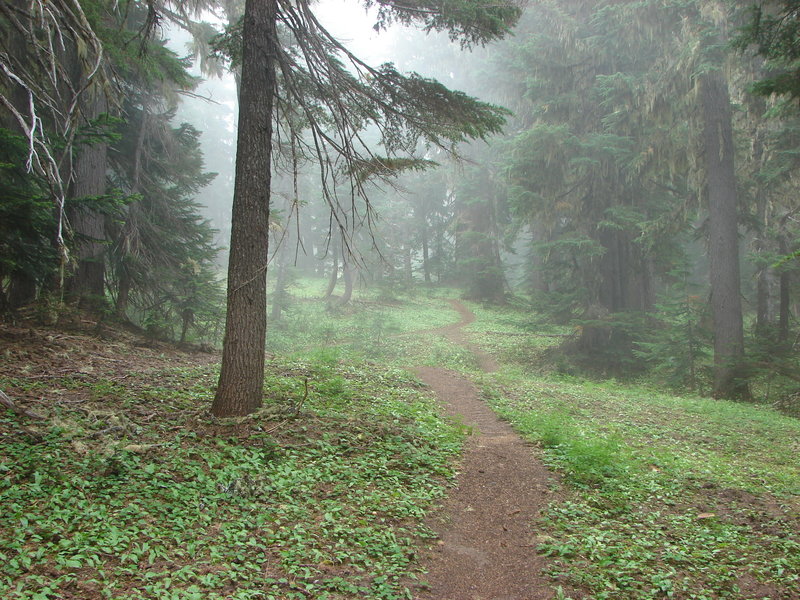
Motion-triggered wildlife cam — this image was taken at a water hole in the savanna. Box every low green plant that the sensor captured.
[483,373,800,599]
[0,358,464,600]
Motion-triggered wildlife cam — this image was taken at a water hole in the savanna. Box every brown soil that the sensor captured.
[0,316,219,424]
[412,300,563,600]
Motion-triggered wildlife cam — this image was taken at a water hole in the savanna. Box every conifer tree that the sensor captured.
[210,0,521,416]
[493,1,689,361]
[2,0,224,337]
[0,129,53,310]
[1,0,111,299]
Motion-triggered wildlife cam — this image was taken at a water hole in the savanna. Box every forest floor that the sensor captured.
[0,312,471,600]
[1,288,799,599]
[412,300,568,600]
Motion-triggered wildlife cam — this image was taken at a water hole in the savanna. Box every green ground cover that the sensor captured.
[3,284,798,599]
[461,301,573,370]
[266,279,461,360]
[463,301,800,599]
[0,356,462,600]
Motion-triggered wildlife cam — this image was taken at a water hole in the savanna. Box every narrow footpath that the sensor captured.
[413,300,560,600]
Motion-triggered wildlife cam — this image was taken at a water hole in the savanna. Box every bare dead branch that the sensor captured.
[0,390,46,421]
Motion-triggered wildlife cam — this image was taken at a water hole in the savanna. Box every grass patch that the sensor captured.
[5,284,798,600]
[460,300,573,370]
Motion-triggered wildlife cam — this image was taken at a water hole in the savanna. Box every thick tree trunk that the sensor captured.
[700,71,750,401]
[180,309,194,344]
[115,268,132,319]
[67,93,108,307]
[8,274,37,309]
[212,0,278,417]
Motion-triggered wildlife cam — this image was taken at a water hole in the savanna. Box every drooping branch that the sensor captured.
[255,0,512,263]
[1,0,114,285]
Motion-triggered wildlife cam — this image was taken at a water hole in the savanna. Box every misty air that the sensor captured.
[1,0,799,598]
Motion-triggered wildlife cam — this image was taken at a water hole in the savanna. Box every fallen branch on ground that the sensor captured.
[0,389,46,420]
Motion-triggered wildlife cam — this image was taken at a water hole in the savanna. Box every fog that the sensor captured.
[150,0,794,383]
[3,5,798,596]
[2,0,800,396]
[166,0,499,265]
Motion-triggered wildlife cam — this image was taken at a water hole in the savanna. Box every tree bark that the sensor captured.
[458,170,505,303]
[751,128,773,336]
[67,91,108,307]
[340,262,354,305]
[115,269,131,317]
[403,244,413,283]
[421,226,431,284]
[324,243,339,300]
[7,274,37,309]
[115,108,149,320]
[528,221,550,294]
[755,194,771,335]
[778,233,791,344]
[700,70,750,400]
[212,0,278,417]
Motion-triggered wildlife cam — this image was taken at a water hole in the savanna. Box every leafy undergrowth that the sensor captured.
[452,301,800,598]
[0,322,463,600]
[483,373,800,599]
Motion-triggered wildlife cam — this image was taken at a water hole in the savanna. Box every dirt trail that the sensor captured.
[412,300,559,600]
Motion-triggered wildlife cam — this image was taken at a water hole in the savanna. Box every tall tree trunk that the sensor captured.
[458,171,505,303]
[67,92,108,308]
[751,126,772,335]
[778,232,791,344]
[700,70,750,400]
[529,221,549,294]
[212,0,278,417]
[115,268,132,319]
[421,227,431,284]
[754,194,773,335]
[180,309,194,344]
[8,274,37,309]
[403,244,413,283]
[115,108,149,320]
